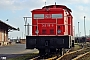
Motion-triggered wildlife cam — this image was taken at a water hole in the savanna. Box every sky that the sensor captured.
[0,0,90,39]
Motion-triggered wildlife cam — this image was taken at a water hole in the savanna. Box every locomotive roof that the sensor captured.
[31,5,72,12]
[42,5,72,12]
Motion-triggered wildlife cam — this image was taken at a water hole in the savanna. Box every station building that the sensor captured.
[0,20,18,46]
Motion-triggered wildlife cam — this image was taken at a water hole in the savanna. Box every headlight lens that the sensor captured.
[57,30,61,33]
[35,30,39,34]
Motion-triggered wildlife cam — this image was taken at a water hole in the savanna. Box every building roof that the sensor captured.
[0,20,18,30]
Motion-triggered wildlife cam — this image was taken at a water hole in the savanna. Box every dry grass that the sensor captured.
[69,43,82,52]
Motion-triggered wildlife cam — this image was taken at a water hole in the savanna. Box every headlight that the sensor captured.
[57,30,61,33]
[35,30,39,34]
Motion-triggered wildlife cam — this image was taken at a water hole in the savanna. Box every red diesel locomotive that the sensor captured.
[26,4,74,54]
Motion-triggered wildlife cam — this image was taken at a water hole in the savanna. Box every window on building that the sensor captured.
[52,14,63,18]
[50,29,54,34]
[42,29,46,34]
[34,14,44,19]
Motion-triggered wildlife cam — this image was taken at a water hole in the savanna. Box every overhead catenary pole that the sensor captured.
[78,22,80,43]
[84,16,86,43]
[24,17,27,38]
[27,23,30,36]
[23,17,32,38]
[78,22,80,37]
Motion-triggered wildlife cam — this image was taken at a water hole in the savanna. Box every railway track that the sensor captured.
[30,53,60,60]
[57,47,90,60]
[29,44,83,60]
[29,43,90,60]
[29,49,74,60]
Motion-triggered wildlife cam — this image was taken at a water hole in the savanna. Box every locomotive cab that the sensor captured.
[26,4,74,54]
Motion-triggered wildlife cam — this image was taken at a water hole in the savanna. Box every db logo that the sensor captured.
[45,14,51,18]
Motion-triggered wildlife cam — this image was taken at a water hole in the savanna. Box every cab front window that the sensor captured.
[34,14,44,19]
[52,14,63,18]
